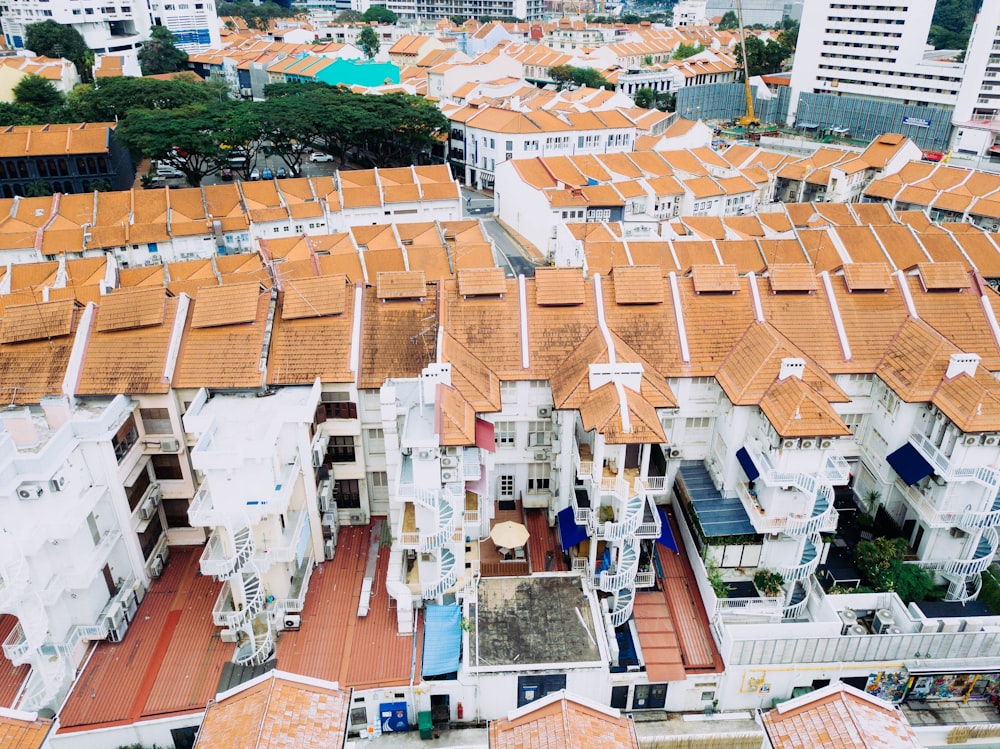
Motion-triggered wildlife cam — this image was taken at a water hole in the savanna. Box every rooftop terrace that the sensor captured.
[0,615,28,709]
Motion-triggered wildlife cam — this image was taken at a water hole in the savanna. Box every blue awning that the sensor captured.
[421,604,462,678]
[887,442,934,485]
[657,508,678,552]
[736,447,759,482]
[558,506,588,551]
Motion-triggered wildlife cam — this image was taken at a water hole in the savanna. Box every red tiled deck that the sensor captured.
[276,522,422,690]
[634,509,723,680]
[0,615,28,708]
[58,546,231,732]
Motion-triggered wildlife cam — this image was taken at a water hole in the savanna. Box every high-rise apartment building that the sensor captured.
[951,3,1000,158]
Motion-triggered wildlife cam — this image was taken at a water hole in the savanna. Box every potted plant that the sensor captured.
[754,569,785,597]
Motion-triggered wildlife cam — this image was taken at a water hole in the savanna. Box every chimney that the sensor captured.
[1,407,39,448]
[41,396,72,430]
[946,353,980,379]
[778,358,805,381]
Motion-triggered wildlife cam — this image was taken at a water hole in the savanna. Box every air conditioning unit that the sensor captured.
[107,619,129,643]
[324,539,336,560]
[17,484,43,500]
[441,456,458,468]
[220,630,239,643]
[348,512,367,525]
[441,469,458,483]
[318,480,332,512]
[668,447,682,459]
[819,439,833,449]
[782,439,798,449]
[534,450,549,461]
[965,436,979,445]
[985,435,999,446]
[800,439,815,449]
[873,608,895,634]
[950,526,968,538]
[417,449,435,460]
[150,556,164,578]
[283,614,301,630]
[140,504,156,522]
[312,449,323,468]
[159,438,180,452]
[537,406,552,418]
[50,472,67,492]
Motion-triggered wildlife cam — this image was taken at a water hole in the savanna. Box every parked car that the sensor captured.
[262,167,273,180]
[276,167,287,179]
[250,168,261,181]
[220,167,234,181]
[309,151,334,163]
[155,162,184,179]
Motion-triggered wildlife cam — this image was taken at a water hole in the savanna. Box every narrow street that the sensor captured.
[460,187,539,277]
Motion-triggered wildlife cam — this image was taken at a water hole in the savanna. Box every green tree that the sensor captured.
[335,9,363,22]
[23,180,53,197]
[217,1,299,33]
[139,25,188,76]
[717,10,739,30]
[548,64,613,91]
[672,42,704,60]
[633,87,655,109]
[117,104,228,186]
[735,35,791,77]
[361,5,398,24]
[777,19,800,51]
[211,99,266,179]
[854,537,937,603]
[25,20,93,83]
[928,0,981,49]
[258,95,320,176]
[68,75,217,122]
[358,26,380,60]
[13,74,65,111]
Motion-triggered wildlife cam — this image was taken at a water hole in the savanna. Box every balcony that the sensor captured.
[41,526,123,604]
[264,507,309,565]
[637,475,669,495]
[635,494,663,538]
[591,488,644,542]
[200,526,254,579]
[421,547,457,600]
[2,622,28,664]
[775,535,821,583]
[911,432,1000,491]
[822,454,851,485]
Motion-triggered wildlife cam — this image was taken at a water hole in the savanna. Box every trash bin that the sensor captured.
[418,710,433,740]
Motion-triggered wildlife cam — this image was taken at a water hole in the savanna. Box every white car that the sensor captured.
[309,151,334,163]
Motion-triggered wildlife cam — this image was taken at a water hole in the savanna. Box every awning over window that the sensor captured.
[421,604,462,678]
[736,447,760,482]
[558,506,588,552]
[886,442,934,485]
[657,508,678,553]
[475,418,495,452]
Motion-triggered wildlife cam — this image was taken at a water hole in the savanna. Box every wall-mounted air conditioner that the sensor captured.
[348,512,367,525]
[150,555,164,578]
[312,449,323,468]
[985,435,999,446]
[441,469,458,483]
[819,439,833,449]
[441,456,458,468]
[220,630,239,643]
[50,472,67,492]
[324,539,336,560]
[159,438,180,452]
[537,406,552,418]
[534,450,549,461]
[417,449,435,460]
[283,614,301,630]
[965,436,979,445]
[17,484,43,500]
[800,439,815,449]
[668,447,682,459]
[782,439,798,449]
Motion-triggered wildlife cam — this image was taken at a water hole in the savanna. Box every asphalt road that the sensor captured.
[461,187,539,277]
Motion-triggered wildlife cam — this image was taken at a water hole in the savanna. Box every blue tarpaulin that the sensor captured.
[558,506,588,551]
[887,442,934,485]
[736,447,759,481]
[657,508,678,552]
[421,604,461,678]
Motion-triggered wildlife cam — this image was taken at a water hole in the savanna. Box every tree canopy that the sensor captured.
[66,75,219,122]
[548,64,613,91]
[25,21,93,83]
[672,42,704,60]
[139,25,189,75]
[217,1,300,32]
[928,0,982,50]
[735,35,792,77]
[717,11,739,30]
[361,5,398,24]
[13,75,65,111]
[335,9,363,22]
[854,537,937,603]
[358,26,380,60]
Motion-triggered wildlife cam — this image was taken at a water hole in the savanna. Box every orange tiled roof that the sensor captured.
[0,711,53,749]
[489,692,639,749]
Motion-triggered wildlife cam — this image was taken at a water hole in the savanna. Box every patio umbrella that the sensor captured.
[490,521,530,549]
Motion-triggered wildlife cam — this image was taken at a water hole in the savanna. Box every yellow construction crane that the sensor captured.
[735,0,760,128]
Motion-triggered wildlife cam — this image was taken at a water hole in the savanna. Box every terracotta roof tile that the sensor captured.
[0,713,53,749]
[457,267,506,297]
[691,263,739,293]
[189,282,262,328]
[841,263,891,291]
[377,270,426,299]
[267,281,354,386]
[535,266,585,305]
[0,299,76,343]
[877,318,954,401]
[768,264,817,293]
[612,265,663,304]
[281,275,347,320]
[760,376,850,438]
[436,383,476,445]
[96,287,168,332]
[913,262,970,291]
[359,285,438,390]
[489,693,639,749]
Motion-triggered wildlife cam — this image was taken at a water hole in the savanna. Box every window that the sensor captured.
[878,385,899,415]
[500,381,517,403]
[138,514,164,559]
[164,498,190,528]
[499,474,514,498]
[365,428,385,453]
[151,454,184,481]
[368,471,389,499]
[140,407,172,434]
[505,140,513,151]
[334,478,361,508]
[517,674,566,707]
[527,463,550,493]
[323,394,357,419]
[112,415,139,462]
[842,413,864,434]
[633,683,667,709]
[125,466,152,511]
[495,422,516,447]
[527,421,551,447]
[327,436,356,463]
[686,417,711,430]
